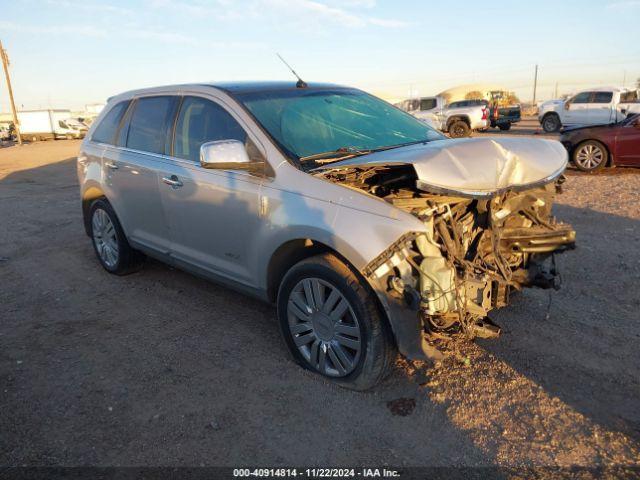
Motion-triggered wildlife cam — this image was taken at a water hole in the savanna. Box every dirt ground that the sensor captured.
[1,138,639,471]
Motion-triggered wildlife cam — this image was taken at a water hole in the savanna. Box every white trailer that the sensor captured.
[17,109,85,141]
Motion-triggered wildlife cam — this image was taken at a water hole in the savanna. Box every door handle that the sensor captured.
[105,161,118,170]
[162,175,183,187]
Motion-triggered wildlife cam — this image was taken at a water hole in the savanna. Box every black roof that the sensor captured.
[205,81,350,94]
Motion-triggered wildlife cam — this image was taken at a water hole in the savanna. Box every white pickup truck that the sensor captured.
[538,86,640,132]
[398,96,489,138]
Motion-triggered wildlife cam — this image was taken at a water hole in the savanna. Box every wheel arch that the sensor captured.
[81,186,108,236]
[266,238,398,348]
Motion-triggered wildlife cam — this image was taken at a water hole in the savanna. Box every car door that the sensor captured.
[103,95,179,255]
[156,95,266,286]
[564,92,592,126]
[614,116,640,165]
[590,91,615,125]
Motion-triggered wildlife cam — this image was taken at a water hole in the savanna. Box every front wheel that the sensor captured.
[277,254,396,391]
[542,114,561,132]
[573,140,608,172]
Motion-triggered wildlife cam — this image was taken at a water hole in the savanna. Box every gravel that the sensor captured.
[1,140,639,469]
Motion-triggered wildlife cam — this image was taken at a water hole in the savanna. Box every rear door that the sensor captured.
[590,91,615,125]
[564,91,592,126]
[103,95,179,254]
[157,94,266,286]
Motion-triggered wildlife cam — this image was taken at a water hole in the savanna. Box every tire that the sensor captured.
[498,122,511,131]
[448,120,471,138]
[542,113,561,133]
[88,199,144,275]
[277,253,396,391]
[572,140,608,172]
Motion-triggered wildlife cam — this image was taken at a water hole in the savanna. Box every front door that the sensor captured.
[563,91,592,126]
[157,95,266,286]
[615,120,640,165]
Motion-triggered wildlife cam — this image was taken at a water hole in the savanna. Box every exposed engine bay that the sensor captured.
[319,164,576,341]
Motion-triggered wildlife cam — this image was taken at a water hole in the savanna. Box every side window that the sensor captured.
[571,92,592,104]
[174,96,248,162]
[420,98,437,110]
[591,92,613,103]
[92,101,130,145]
[620,91,638,102]
[126,96,177,154]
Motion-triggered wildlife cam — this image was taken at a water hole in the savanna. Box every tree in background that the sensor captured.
[465,90,484,100]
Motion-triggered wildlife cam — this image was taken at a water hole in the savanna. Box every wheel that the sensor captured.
[542,113,561,132]
[448,120,470,138]
[89,199,144,275]
[277,253,396,391]
[573,140,608,172]
[498,122,511,131]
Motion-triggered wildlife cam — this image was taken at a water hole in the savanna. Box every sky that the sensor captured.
[1,0,639,111]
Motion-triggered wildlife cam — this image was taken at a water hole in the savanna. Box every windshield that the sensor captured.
[236,88,444,168]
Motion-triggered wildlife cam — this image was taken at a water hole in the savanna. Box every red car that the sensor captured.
[559,114,640,172]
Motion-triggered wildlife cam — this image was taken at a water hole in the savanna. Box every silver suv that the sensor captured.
[78,82,575,390]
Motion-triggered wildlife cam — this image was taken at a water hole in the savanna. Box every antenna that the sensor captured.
[276,53,307,88]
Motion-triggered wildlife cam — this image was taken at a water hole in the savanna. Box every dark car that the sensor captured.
[560,114,640,172]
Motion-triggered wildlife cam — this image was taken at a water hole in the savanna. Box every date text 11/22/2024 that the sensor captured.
[233,468,400,478]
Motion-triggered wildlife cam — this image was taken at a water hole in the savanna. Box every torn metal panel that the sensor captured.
[324,145,576,355]
[316,137,569,197]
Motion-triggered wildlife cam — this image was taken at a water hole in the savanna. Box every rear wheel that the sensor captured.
[542,113,561,132]
[89,199,144,275]
[448,120,470,138]
[573,140,608,172]
[498,122,511,131]
[277,254,395,391]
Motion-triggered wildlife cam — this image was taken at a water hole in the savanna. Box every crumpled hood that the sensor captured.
[318,137,568,197]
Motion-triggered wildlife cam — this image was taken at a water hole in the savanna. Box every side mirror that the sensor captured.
[564,102,571,110]
[200,139,266,176]
[633,118,640,129]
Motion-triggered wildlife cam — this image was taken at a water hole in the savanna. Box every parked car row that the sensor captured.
[396,96,490,137]
[560,113,640,171]
[397,94,521,138]
[18,110,88,141]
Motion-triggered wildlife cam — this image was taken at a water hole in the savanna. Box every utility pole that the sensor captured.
[532,64,538,107]
[622,70,626,87]
[0,40,22,145]
[554,81,558,99]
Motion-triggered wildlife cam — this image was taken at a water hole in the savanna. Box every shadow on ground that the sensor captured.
[1,156,639,471]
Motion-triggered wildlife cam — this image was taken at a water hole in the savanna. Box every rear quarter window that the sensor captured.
[92,101,130,145]
[592,92,613,103]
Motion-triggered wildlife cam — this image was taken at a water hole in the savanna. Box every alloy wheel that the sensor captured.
[92,208,119,268]
[575,144,604,170]
[287,278,362,377]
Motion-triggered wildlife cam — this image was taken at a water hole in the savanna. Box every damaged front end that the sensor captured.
[319,160,575,359]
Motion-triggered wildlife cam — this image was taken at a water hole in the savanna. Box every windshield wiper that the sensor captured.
[299,146,374,163]
[299,139,433,166]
